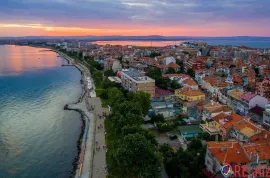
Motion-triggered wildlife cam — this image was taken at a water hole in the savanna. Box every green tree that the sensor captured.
[157,122,174,132]
[102,79,116,89]
[166,67,176,74]
[187,68,195,78]
[113,133,162,178]
[93,71,103,85]
[104,69,115,77]
[107,87,125,106]
[187,138,202,151]
[78,51,83,59]
[159,144,175,163]
[131,91,151,115]
[111,113,143,134]
[113,101,143,116]
[121,125,157,145]
[89,60,101,70]
[176,59,184,73]
[148,67,162,79]
[151,114,165,123]
[170,80,182,89]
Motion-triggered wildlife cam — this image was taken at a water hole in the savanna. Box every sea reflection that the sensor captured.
[0,45,61,76]
[93,40,185,47]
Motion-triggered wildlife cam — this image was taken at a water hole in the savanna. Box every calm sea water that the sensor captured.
[93,39,270,48]
[93,40,184,47]
[0,45,82,178]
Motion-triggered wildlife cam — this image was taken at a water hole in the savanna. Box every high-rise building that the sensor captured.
[121,68,155,97]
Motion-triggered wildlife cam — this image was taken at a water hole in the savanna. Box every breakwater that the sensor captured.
[64,105,87,178]
[55,49,95,178]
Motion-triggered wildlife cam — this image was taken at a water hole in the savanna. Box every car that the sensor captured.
[169,135,178,140]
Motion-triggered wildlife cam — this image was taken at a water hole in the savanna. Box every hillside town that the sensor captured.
[26,40,270,177]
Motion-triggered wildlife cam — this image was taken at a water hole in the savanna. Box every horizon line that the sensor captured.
[1,35,270,38]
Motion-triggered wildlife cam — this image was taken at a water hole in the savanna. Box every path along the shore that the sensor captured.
[56,51,107,178]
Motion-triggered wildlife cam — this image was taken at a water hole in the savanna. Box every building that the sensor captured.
[263,105,270,129]
[154,87,174,100]
[121,68,155,97]
[178,125,202,139]
[151,100,176,118]
[156,62,180,73]
[202,102,232,121]
[182,78,198,90]
[175,87,205,102]
[104,58,122,72]
[256,78,270,100]
[205,131,270,175]
[186,58,205,71]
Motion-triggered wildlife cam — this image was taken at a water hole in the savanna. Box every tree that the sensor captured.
[176,59,184,73]
[148,67,162,80]
[187,68,195,78]
[113,133,162,178]
[89,60,102,70]
[254,67,260,76]
[107,87,125,106]
[102,79,116,89]
[104,69,115,77]
[131,91,151,115]
[113,101,143,116]
[78,51,83,59]
[159,144,175,163]
[93,71,103,85]
[157,122,174,132]
[170,80,182,89]
[110,113,144,134]
[99,90,108,100]
[187,138,203,151]
[166,67,176,74]
[121,125,157,145]
[151,114,165,123]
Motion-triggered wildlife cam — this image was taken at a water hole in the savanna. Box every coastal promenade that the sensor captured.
[90,97,108,178]
[56,50,106,178]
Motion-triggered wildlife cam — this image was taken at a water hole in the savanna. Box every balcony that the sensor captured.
[200,124,219,135]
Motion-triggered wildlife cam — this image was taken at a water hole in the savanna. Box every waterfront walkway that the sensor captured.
[57,50,107,178]
[89,97,108,178]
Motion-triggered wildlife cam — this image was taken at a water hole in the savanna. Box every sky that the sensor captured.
[0,0,270,37]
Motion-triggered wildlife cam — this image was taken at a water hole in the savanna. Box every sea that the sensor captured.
[93,38,270,48]
[0,45,82,178]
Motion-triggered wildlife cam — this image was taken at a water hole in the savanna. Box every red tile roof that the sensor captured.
[154,87,173,98]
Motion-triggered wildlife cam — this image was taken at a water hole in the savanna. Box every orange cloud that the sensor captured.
[0,23,269,37]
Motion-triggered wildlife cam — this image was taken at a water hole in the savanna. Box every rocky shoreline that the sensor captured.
[64,106,86,178]
[57,50,90,178]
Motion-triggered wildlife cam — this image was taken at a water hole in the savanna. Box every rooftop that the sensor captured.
[154,87,174,98]
[122,68,155,82]
[233,119,264,138]
[223,114,243,129]
[228,89,244,100]
[207,141,249,164]
[178,125,202,135]
[241,92,257,102]
[175,87,205,97]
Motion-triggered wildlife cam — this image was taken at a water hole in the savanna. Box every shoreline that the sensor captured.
[52,48,95,178]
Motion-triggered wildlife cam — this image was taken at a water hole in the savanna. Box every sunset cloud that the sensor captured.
[0,0,269,36]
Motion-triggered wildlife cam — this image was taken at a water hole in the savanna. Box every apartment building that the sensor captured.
[121,68,155,97]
